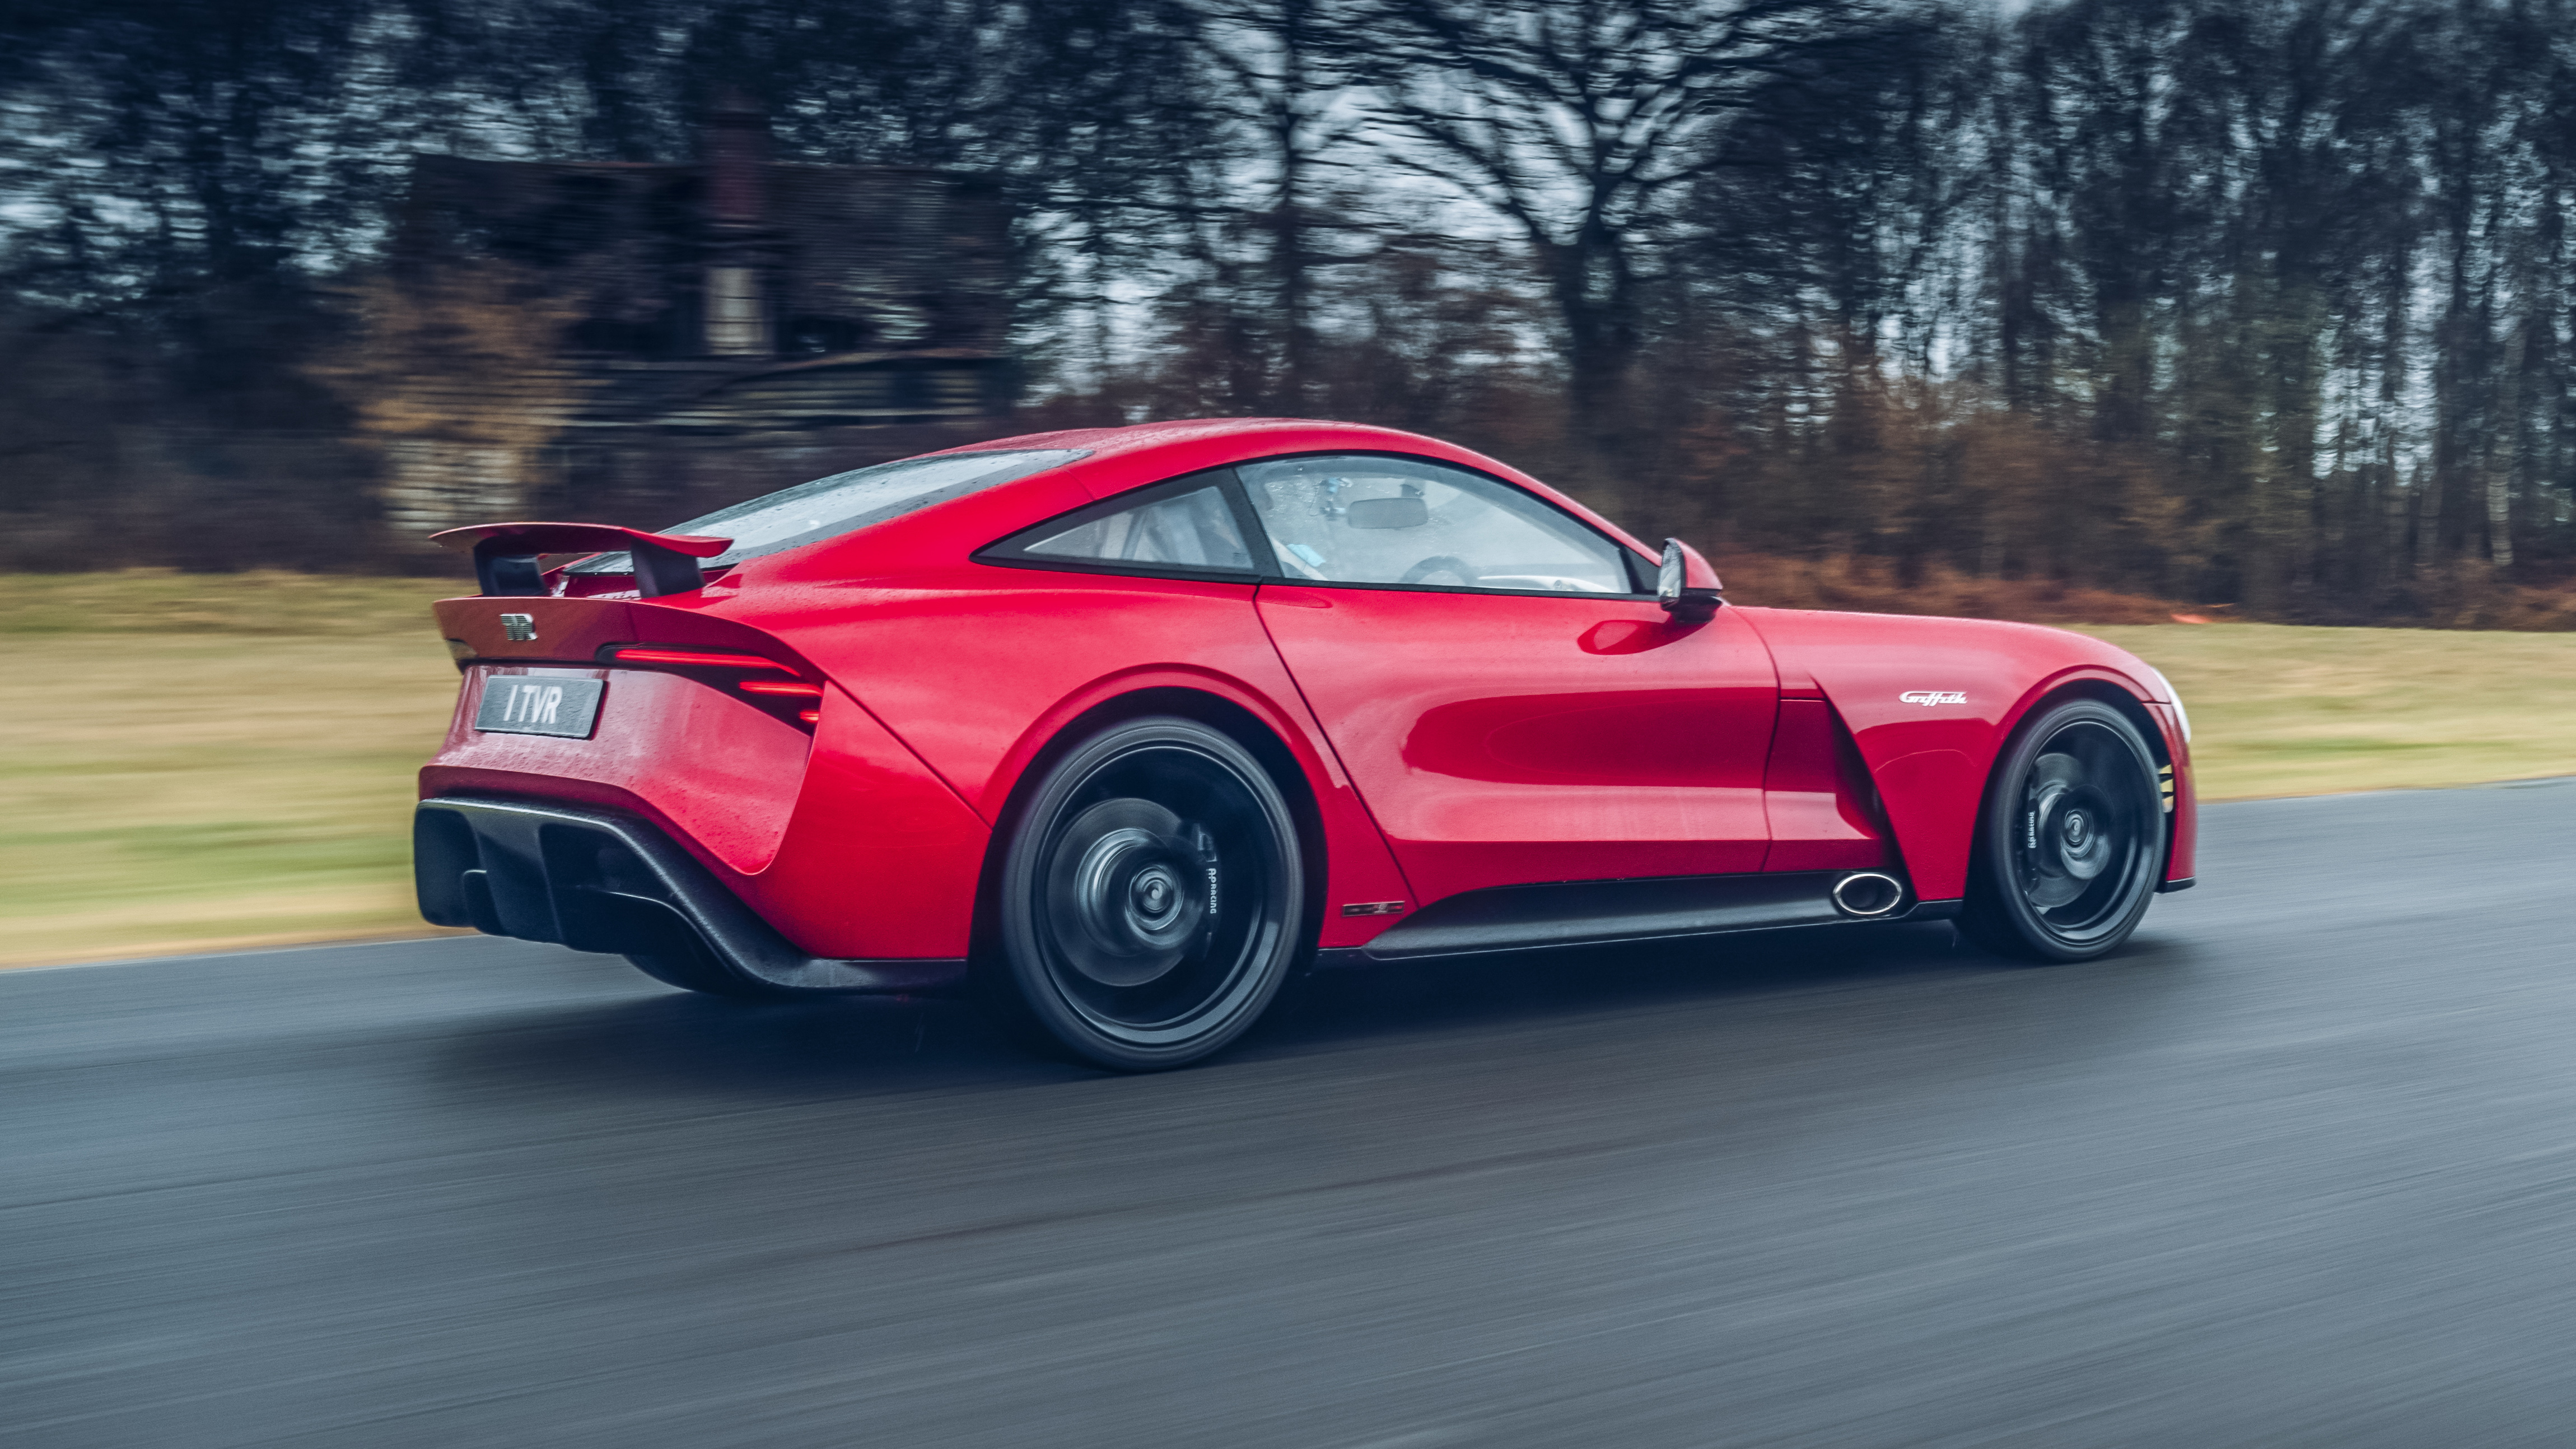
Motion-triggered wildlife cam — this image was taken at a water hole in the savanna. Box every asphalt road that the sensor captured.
[7,781,2576,1447]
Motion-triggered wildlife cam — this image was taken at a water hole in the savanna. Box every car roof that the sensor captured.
[925,417,1655,559]
[936,416,1421,464]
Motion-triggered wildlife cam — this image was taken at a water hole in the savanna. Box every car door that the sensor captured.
[1239,453,1778,908]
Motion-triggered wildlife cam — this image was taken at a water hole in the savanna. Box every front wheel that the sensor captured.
[1959,698,2165,962]
[988,716,1308,1070]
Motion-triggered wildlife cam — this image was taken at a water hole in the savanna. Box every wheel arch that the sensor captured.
[965,686,1332,976]
[2005,675,2168,769]
[1993,673,2176,869]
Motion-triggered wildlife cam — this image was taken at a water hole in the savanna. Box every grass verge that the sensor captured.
[2075,624,2576,800]
[3,571,2570,967]
[2,575,467,967]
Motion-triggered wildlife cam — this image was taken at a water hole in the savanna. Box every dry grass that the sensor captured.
[0,573,468,967]
[0,568,462,636]
[1712,551,2576,631]
[2,570,2570,968]
[2074,623,2576,800]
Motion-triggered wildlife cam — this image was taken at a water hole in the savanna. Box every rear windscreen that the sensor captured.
[568,448,1089,574]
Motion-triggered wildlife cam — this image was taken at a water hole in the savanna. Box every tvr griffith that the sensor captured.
[415,418,2197,1069]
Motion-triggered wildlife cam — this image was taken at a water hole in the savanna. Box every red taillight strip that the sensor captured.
[738,681,825,698]
[606,646,794,672]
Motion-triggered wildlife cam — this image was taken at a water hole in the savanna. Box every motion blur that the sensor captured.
[6,1,2576,625]
[11,6,2576,1446]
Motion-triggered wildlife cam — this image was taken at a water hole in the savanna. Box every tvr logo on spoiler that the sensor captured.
[1898,690,1969,706]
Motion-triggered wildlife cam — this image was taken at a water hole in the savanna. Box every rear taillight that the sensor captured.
[604,646,793,672]
[597,644,819,731]
[736,679,826,726]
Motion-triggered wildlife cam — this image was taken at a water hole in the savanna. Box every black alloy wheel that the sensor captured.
[1960,697,2166,962]
[991,716,1308,1070]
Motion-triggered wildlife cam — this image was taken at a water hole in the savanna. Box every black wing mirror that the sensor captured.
[1656,538,1723,622]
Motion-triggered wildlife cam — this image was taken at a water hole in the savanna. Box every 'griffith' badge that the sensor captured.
[1898,690,1967,706]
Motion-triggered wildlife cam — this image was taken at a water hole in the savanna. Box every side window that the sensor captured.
[983,475,1254,575]
[1237,454,1634,594]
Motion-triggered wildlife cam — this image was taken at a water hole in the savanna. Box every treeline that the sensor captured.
[3,0,2573,622]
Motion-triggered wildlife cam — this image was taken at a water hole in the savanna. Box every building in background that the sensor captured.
[343,95,1015,547]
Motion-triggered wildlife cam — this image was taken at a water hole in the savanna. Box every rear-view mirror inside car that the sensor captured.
[1346,496,1429,530]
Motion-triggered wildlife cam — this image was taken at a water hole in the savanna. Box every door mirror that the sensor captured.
[1345,496,1429,530]
[1656,538,1722,622]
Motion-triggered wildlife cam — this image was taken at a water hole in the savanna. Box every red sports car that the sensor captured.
[416,418,2196,1069]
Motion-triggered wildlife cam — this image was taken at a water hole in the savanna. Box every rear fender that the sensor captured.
[982,666,1415,952]
[752,683,993,959]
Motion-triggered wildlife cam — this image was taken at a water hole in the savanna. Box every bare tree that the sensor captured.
[1349,0,1894,451]
[1190,0,1379,405]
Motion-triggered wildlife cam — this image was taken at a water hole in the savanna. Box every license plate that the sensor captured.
[475,676,604,738]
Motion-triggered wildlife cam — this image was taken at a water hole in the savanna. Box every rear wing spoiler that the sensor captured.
[430,522,732,599]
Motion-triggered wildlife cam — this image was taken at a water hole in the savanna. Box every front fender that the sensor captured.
[1733,608,2164,901]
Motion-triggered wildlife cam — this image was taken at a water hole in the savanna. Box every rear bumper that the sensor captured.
[414,795,965,994]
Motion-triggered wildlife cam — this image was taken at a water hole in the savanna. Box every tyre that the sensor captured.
[1959,697,2165,963]
[987,716,1309,1070]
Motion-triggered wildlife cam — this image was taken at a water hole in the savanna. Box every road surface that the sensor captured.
[6,780,2575,1446]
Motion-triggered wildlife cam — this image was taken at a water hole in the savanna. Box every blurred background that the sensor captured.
[15,13,2576,1438]
[8,0,2576,621]
[4,0,2575,965]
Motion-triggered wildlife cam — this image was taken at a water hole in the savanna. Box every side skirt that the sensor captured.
[1309,870,1961,969]
[416,795,967,995]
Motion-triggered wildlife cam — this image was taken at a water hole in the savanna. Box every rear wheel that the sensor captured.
[1960,698,2164,962]
[988,716,1307,1070]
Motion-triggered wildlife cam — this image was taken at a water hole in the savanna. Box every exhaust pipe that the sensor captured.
[1831,872,1907,919]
